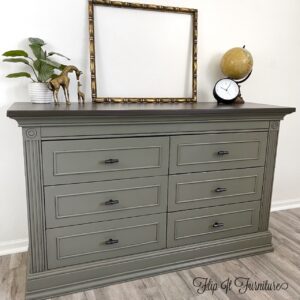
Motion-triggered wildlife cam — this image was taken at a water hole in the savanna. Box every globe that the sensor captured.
[220,47,253,80]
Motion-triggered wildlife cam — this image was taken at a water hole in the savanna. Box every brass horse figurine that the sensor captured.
[49,65,82,105]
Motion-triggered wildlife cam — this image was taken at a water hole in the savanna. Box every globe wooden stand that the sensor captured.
[234,70,252,104]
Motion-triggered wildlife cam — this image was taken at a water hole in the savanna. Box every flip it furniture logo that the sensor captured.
[193,277,288,295]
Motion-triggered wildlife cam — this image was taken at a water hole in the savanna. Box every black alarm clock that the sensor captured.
[213,78,240,104]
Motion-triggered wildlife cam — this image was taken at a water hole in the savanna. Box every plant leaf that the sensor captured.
[38,62,55,82]
[48,52,70,60]
[40,59,61,69]
[28,37,45,46]
[6,72,32,79]
[30,44,46,60]
[33,59,41,72]
[2,50,28,57]
[3,58,30,65]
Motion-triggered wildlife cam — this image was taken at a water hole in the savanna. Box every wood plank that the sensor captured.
[0,252,27,300]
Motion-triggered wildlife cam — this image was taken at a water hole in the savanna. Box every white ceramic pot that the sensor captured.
[28,82,53,104]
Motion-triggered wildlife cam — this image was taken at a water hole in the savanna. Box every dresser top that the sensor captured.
[7,102,295,119]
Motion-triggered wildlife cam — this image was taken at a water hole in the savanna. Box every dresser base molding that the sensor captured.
[26,231,273,300]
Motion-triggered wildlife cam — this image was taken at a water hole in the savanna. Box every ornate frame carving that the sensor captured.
[88,0,198,103]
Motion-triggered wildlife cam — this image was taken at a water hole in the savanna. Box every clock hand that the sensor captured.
[226,82,232,91]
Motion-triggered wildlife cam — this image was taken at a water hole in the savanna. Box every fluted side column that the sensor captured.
[23,128,46,273]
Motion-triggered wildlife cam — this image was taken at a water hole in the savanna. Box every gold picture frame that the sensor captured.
[88,0,198,103]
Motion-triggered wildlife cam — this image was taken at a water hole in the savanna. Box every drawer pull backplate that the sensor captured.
[217,150,229,156]
[215,187,227,193]
[212,222,224,228]
[105,238,119,245]
[104,199,120,206]
[104,158,119,164]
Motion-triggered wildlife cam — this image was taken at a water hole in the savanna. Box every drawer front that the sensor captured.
[167,201,260,248]
[168,168,264,211]
[45,176,168,228]
[42,137,169,185]
[47,213,166,269]
[170,132,268,174]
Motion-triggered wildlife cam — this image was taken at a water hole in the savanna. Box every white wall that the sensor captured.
[0,0,299,252]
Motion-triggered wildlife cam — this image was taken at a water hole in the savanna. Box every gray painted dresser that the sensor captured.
[7,102,295,299]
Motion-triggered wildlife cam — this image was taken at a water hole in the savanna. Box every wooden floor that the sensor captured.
[0,209,299,300]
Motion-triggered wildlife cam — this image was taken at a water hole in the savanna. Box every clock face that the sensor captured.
[214,79,240,101]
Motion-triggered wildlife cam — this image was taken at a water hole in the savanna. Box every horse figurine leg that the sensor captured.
[66,88,70,104]
[53,90,59,105]
[64,79,71,105]
[48,81,60,105]
[62,86,71,105]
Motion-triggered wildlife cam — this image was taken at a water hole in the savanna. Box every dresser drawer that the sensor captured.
[45,176,168,228]
[168,167,264,211]
[42,137,169,185]
[167,201,260,248]
[170,132,267,174]
[47,213,166,269]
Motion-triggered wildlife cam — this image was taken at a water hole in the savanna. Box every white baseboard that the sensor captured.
[0,238,28,256]
[0,199,299,256]
[271,198,300,212]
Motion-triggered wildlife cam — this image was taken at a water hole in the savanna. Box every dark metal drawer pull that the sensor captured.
[215,187,227,193]
[104,158,119,164]
[105,238,119,245]
[105,199,119,206]
[212,222,224,228]
[217,150,229,155]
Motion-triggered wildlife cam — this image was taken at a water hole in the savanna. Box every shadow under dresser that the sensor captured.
[7,102,295,299]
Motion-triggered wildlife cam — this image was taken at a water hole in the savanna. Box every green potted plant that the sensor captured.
[2,37,69,103]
